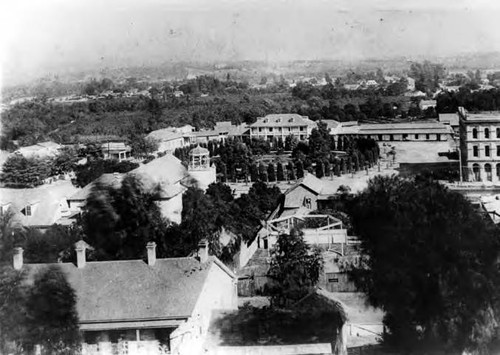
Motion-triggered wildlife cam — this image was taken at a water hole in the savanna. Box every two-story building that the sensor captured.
[248,114,316,142]
[458,107,500,182]
[146,125,196,154]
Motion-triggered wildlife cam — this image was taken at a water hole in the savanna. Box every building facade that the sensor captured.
[333,121,453,142]
[248,114,316,142]
[13,241,238,355]
[459,107,500,183]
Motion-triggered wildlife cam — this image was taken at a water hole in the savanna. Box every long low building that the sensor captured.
[332,121,454,142]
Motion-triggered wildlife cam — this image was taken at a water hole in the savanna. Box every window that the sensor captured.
[269,127,273,133]
[403,134,408,140]
[389,135,394,141]
[300,126,305,132]
[497,128,500,138]
[485,128,490,139]
[497,146,500,156]
[473,128,478,139]
[486,164,493,181]
[415,134,419,139]
[473,146,479,157]
[328,278,339,283]
[437,134,441,141]
[486,146,491,157]
[426,134,430,140]
[258,128,263,133]
[378,134,383,141]
[25,205,32,216]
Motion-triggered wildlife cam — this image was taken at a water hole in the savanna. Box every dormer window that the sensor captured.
[276,118,281,123]
[289,118,294,122]
[25,205,32,216]
[263,119,268,123]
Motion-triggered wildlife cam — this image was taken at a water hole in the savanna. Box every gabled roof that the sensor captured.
[21,256,235,329]
[0,180,80,227]
[283,174,339,208]
[250,114,315,128]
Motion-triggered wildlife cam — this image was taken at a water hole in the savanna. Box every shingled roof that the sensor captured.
[22,256,233,330]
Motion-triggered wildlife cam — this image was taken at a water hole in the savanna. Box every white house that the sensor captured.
[0,180,80,230]
[12,240,238,355]
[147,126,196,153]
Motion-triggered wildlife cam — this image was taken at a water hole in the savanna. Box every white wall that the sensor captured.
[171,262,237,355]
[157,192,183,224]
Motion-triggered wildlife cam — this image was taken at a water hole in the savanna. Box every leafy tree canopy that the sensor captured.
[349,175,500,353]
[268,228,323,308]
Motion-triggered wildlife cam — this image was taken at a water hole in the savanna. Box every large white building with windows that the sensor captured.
[248,114,317,142]
[458,107,500,182]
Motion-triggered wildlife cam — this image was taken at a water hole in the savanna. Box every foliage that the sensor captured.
[24,266,81,355]
[0,155,51,188]
[129,135,159,158]
[268,228,323,308]
[409,61,446,93]
[308,121,332,162]
[50,147,80,175]
[0,267,27,354]
[0,265,80,355]
[74,159,139,187]
[348,175,500,353]
[436,87,500,113]
[80,175,169,260]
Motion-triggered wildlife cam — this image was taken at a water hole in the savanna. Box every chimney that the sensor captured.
[146,242,157,266]
[13,247,23,270]
[75,240,89,269]
[197,239,209,263]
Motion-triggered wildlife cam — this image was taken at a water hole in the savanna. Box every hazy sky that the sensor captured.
[2,0,500,85]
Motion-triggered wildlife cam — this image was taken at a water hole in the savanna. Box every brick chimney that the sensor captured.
[146,242,157,266]
[13,247,23,270]
[197,239,209,263]
[75,240,90,269]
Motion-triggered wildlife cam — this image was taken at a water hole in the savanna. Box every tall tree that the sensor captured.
[349,175,500,353]
[268,229,323,308]
[267,163,276,182]
[25,266,80,355]
[276,162,285,181]
[0,155,51,188]
[81,175,168,260]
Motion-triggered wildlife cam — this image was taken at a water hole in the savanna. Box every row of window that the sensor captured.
[251,126,306,133]
[471,163,500,182]
[471,127,500,139]
[472,145,500,157]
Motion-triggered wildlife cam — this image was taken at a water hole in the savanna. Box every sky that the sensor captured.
[1,0,500,85]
